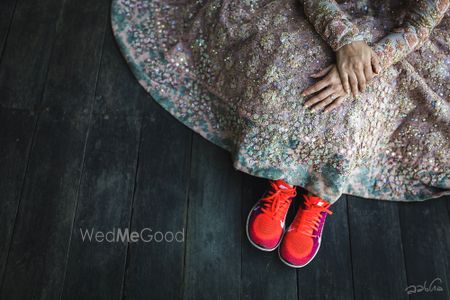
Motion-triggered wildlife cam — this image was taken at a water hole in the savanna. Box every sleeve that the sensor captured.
[303,0,367,51]
[373,0,449,69]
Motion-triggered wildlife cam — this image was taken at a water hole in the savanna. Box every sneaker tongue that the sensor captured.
[276,180,293,190]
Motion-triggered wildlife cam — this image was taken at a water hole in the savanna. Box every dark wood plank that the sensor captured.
[61,114,141,300]
[399,198,450,300]
[0,114,92,300]
[240,175,297,300]
[0,0,17,60]
[0,0,65,109]
[41,0,109,116]
[0,108,35,284]
[92,28,151,117]
[0,0,108,297]
[447,195,450,291]
[121,110,192,300]
[447,196,450,220]
[61,27,147,300]
[89,23,148,117]
[297,195,354,300]
[183,136,242,300]
[348,198,408,300]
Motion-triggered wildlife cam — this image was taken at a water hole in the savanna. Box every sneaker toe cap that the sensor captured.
[248,215,282,249]
[279,234,318,267]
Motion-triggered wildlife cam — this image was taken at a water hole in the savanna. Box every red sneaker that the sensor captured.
[246,179,297,251]
[278,194,333,267]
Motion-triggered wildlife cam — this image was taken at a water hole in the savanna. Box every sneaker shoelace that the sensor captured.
[260,180,297,219]
[292,196,333,238]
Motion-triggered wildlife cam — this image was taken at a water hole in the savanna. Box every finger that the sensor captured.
[355,67,366,92]
[311,65,333,78]
[338,70,350,95]
[304,87,334,109]
[371,52,382,74]
[348,72,359,97]
[312,94,337,111]
[324,96,346,113]
[301,79,330,96]
[364,63,374,83]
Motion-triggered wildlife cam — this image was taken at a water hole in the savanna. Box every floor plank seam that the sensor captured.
[0,0,19,62]
[180,133,194,300]
[239,176,244,300]
[0,108,38,293]
[346,196,357,300]
[0,0,69,287]
[58,8,109,298]
[118,108,145,300]
[397,205,411,300]
[239,174,244,300]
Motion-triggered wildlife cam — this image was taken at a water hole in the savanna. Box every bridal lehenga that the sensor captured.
[111,0,450,203]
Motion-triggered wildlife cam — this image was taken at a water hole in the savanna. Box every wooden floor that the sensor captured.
[0,0,449,299]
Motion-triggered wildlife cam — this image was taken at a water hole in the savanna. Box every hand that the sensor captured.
[301,64,349,113]
[336,41,381,96]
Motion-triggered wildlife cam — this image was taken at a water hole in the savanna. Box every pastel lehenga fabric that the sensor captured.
[111,0,450,203]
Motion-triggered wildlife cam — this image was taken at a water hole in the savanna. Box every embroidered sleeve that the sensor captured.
[373,0,449,69]
[303,0,366,51]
